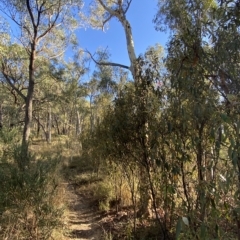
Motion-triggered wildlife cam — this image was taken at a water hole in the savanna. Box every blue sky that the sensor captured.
[76,0,169,68]
[3,0,168,75]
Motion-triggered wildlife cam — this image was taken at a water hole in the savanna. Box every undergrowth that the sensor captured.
[0,127,64,240]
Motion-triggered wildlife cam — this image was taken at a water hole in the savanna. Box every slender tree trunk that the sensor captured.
[236,155,240,240]
[137,166,151,218]
[90,95,94,134]
[62,112,68,135]
[236,135,240,240]
[76,110,81,136]
[47,106,52,143]
[181,161,191,213]
[0,103,3,129]
[22,82,34,145]
[120,17,136,74]
[37,112,40,138]
[22,42,36,146]
[196,122,208,224]
[68,118,72,136]
[97,0,136,76]
[54,115,60,135]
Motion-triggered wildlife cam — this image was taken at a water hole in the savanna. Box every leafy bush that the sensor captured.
[93,181,114,211]
[0,144,63,239]
[0,127,21,163]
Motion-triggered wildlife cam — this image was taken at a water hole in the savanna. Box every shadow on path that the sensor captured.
[63,183,103,240]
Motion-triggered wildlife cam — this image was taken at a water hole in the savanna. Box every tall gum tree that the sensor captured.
[154,0,240,238]
[0,0,82,145]
[85,0,136,77]
[85,1,169,237]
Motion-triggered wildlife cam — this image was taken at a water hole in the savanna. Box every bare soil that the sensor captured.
[62,181,131,240]
[63,183,103,240]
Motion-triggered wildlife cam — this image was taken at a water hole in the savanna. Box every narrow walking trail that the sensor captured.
[64,183,103,240]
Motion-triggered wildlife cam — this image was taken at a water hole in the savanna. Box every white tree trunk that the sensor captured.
[120,17,137,74]
[76,110,82,136]
[97,0,137,76]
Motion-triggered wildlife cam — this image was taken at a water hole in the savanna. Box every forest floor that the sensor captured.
[62,181,130,240]
[63,182,103,240]
[30,139,162,240]
[61,158,130,240]
[31,139,128,239]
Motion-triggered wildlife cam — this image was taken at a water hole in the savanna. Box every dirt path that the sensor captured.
[64,183,103,240]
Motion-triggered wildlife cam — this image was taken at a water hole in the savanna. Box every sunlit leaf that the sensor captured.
[182,216,189,226]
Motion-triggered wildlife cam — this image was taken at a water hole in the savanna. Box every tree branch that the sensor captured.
[205,74,230,104]
[102,14,113,31]
[85,50,130,70]
[26,0,36,29]
[33,114,47,135]
[124,0,133,14]
[97,0,118,16]
[37,2,62,41]
[1,63,27,101]
[37,12,60,40]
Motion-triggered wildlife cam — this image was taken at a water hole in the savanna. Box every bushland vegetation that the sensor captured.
[0,0,240,239]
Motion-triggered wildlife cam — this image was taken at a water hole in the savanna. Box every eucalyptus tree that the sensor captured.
[60,62,86,136]
[154,0,240,238]
[31,59,64,141]
[0,43,29,130]
[0,81,22,129]
[90,46,171,239]
[92,50,118,95]
[0,0,82,146]
[85,0,136,77]
[44,56,89,138]
[210,2,240,239]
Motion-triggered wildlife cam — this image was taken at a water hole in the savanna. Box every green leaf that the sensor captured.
[220,113,230,123]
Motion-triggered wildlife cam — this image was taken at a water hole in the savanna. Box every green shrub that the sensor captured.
[0,145,63,240]
[0,127,21,163]
[93,181,113,211]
